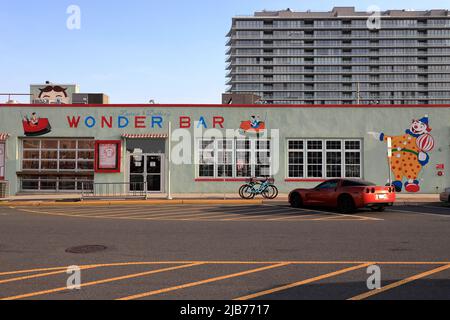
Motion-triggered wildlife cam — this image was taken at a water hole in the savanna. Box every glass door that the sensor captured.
[129,154,164,193]
[146,155,163,192]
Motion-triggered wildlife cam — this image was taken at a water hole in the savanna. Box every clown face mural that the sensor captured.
[38,85,69,104]
[368,115,435,193]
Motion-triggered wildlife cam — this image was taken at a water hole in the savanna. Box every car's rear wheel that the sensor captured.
[370,206,386,212]
[290,193,303,208]
[338,195,356,214]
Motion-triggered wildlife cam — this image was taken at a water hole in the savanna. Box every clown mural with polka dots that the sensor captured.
[368,115,435,193]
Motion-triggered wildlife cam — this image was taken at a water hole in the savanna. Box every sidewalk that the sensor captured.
[0,193,442,207]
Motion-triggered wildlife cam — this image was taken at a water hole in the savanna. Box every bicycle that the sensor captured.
[239,177,279,199]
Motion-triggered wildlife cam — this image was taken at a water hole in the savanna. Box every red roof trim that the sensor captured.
[1,104,450,109]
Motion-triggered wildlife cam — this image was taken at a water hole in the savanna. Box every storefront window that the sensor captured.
[22,139,95,172]
[288,139,362,179]
[20,139,95,191]
[198,139,272,178]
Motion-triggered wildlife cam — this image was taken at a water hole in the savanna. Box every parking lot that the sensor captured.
[0,202,449,300]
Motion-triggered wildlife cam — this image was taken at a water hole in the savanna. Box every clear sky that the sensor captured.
[1,0,450,104]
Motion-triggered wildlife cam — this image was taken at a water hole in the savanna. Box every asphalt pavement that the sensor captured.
[0,203,449,300]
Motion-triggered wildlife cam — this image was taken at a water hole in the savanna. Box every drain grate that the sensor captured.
[66,245,107,254]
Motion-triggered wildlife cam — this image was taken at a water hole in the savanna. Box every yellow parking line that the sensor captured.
[1,263,203,300]
[235,262,373,300]
[220,208,310,221]
[349,263,450,300]
[0,266,68,277]
[266,213,325,221]
[0,266,98,285]
[117,263,290,300]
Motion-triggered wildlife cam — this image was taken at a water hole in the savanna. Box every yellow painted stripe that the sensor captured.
[0,266,67,277]
[1,263,203,300]
[349,263,450,300]
[235,263,373,300]
[0,266,98,285]
[118,263,290,300]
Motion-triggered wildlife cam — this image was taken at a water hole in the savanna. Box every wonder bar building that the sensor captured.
[0,103,448,196]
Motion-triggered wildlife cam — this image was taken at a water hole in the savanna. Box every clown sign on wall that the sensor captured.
[368,115,435,193]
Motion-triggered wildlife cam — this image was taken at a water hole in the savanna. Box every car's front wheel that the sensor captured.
[290,193,303,208]
[338,195,356,214]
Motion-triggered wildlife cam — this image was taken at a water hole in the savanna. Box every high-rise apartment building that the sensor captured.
[226,7,450,104]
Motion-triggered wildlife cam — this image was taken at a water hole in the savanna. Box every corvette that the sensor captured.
[289,179,396,213]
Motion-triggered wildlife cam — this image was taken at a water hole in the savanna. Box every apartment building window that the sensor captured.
[287,139,362,179]
[198,139,272,178]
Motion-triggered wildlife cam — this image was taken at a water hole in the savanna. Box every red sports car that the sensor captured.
[289,179,396,213]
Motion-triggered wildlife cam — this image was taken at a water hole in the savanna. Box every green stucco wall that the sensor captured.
[0,105,449,195]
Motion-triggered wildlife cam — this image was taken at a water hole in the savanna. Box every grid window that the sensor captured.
[287,139,362,179]
[22,139,95,172]
[198,139,271,178]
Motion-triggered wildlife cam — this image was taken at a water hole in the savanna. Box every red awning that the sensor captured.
[122,133,168,139]
[0,133,10,141]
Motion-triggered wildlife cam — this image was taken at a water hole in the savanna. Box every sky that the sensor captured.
[1,0,450,104]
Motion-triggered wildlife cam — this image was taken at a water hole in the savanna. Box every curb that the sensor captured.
[0,199,264,207]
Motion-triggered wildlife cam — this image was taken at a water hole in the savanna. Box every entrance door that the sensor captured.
[129,154,164,193]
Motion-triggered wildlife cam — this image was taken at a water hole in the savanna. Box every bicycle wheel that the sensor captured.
[241,185,256,199]
[263,185,279,199]
[239,185,247,199]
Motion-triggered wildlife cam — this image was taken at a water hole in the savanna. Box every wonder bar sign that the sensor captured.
[66,114,226,130]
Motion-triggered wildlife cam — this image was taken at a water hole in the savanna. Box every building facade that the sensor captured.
[0,103,449,196]
[226,7,450,105]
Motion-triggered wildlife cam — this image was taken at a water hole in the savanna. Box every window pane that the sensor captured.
[327,152,342,164]
[289,140,304,150]
[307,140,322,150]
[60,151,76,160]
[23,140,40,149]
[218,165,233,177]
[217,140,233,150]
[23,150,40,159]
[199,165,214,177]
[78,151,94,160]
[201,140,214,150]
[257,140,270,150]
[236,140,250,150]
[22,178,39,190]
[327,165,342,178]
[326,141,342,150]
[60,140,77,149]
[217,151,233,164]
[289,165,304,178]
[77,161,94,170]
[256,165,271,177]
[307,151,323,177]
[345,141,361,150]
[40,179,57,190]
[289,152,303,164]
[41,140,58,149]
[346,152,361,165]
[41,161,58,170]
[346,165,361,178]
[60,161,76,170]
[59,180,76,190]
[78,140,95,149]
[22,161,39,170]
[41,151,58,160]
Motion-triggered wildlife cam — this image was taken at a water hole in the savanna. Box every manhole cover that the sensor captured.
[66,245,107,254]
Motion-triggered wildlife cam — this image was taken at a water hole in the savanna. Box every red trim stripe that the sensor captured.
[195,178,248,182]
[1,104,450,109]
[122,134,168,139]
[0,133,10,141]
